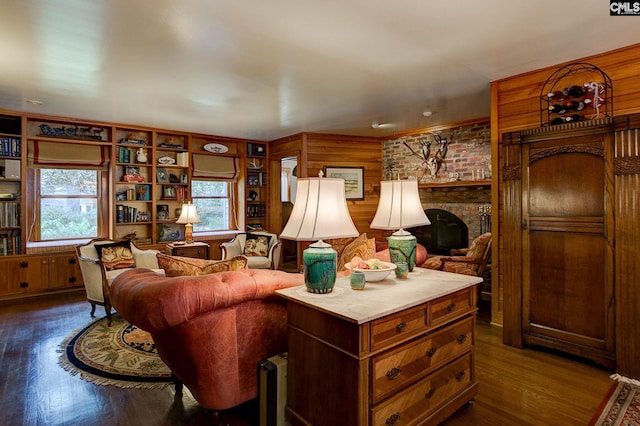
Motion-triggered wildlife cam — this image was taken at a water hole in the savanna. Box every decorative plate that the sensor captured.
[203,143,228,153]
[158,156,176,165]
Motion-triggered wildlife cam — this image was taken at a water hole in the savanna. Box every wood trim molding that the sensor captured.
[529,145,604,164]
[615,156,640,175]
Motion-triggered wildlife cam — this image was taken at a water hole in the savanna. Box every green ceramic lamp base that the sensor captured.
[303,241,337,293]
[388,230,417,272]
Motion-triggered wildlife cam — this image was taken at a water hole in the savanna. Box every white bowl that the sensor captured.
[345,261,397,282]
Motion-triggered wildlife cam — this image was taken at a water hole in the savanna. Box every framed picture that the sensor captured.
[156,168,169,183]
[156,204,169,220]
[125,165,141,176]
[163,186,176,199]
[324,166,364,200]
[135,184,150,201]
[135,211,151,222]
[158,223,185,242]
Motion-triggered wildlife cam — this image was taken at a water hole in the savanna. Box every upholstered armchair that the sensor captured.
[423,232,492,276]
[220,231,281,269]
[75,238,165,326]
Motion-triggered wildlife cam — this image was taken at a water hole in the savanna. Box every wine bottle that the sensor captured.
[549,104,569,114]
[549,117,568,126]
[565,114,585,122]
[565,100,586,111]
[547,90,567,101]
[567,85,586,98]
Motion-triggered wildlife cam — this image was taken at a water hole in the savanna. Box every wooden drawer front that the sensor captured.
[371,305,427,352]
[174,246,207,259]
[371,353,472,426]
[430,288,473,327]
[371,317,474,403]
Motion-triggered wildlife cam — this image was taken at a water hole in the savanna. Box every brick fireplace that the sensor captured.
[382,120,492,246]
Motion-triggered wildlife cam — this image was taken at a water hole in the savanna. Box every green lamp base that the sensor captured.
[388,231,417,272]
[303,241,337,293]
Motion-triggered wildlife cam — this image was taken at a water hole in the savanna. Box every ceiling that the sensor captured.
[1,1,638,141]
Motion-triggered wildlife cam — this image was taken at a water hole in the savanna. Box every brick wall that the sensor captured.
[382,120,491,241]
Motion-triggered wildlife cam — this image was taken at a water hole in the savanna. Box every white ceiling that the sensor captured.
[0,0,638,141]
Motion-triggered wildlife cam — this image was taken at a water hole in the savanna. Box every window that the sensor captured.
[36,169,100,241]
[191,180,232,232]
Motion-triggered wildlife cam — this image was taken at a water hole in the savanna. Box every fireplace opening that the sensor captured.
[412,209,469,255]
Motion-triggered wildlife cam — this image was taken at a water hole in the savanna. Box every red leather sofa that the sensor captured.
[109,268,304,412]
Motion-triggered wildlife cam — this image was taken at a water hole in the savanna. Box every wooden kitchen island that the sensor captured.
[276,268,482,426]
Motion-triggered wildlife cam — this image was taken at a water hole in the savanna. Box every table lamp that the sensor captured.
[176,202,201,244]
[280,172,359,293]
[370,178,430,271]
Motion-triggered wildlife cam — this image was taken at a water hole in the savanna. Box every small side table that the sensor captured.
[165,242,210,260]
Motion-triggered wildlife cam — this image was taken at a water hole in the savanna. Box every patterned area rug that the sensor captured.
[58,314,172,389]
[590,374,640,425]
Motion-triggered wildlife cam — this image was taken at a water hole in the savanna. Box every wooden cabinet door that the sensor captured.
[521,134,614,366]
[0,257,47,295]
[47,253,82,289]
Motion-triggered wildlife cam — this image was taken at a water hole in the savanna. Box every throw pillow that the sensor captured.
[243,233,271,257]
[156,253,248,277]
[338,234,375,270]
[95,240,135,271]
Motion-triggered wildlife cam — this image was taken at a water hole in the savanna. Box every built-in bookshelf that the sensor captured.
[245,142,268,231]
[0,113,22,256]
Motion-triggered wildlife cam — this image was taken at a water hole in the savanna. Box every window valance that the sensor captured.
[192,154,239,181]
[28,140,109,170]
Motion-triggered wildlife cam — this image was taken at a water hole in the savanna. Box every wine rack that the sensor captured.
[540,62,612,127]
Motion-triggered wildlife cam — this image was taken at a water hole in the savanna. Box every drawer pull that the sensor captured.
[448,303,456,312]
[395,322,407,333]
[386,412,400,426]
[456,334,467,344]
[455,371,466,381]
[425,388,436,399]
[386,367,402,380]
[425,347,437,358]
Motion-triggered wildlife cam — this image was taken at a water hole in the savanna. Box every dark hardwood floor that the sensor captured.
[0,291,612,425]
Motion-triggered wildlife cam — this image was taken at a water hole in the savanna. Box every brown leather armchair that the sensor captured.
[423,232,492,276]
[109,267,304,413]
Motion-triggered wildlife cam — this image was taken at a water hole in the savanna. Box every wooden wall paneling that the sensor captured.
[303,133,383,237]
[613,123,640,379]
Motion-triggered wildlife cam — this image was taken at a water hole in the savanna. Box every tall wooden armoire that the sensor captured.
[501,114,640,377]
[502,118,615,367]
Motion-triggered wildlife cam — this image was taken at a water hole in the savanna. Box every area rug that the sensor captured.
[58,314,172,389]
[589,374,640,425]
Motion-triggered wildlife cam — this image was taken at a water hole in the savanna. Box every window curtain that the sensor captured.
[27,140,109,170]
[192,154,239,181]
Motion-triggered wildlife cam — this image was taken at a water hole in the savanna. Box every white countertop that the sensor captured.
[276,268,482,324]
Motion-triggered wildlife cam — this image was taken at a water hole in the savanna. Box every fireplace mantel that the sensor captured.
[418,180,491,189]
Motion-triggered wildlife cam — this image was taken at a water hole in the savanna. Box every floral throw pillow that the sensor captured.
[338,234,376,270]
[156,253,248,277]
[243,233,271,257]
[95,241,135,271]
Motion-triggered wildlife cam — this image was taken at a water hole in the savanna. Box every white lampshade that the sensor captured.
[370,179,430,231]
[176,203,201,224]
[280,177,359,241]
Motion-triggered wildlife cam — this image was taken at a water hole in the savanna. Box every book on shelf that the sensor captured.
[0,202,19,227]
[176,152,189,167]
[0,137,20,157]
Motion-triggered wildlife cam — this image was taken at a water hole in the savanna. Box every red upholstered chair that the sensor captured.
[423,232,492,276]
[109,268,304,415]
